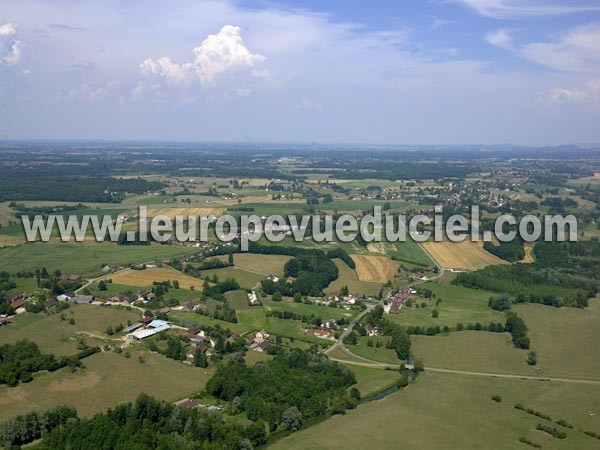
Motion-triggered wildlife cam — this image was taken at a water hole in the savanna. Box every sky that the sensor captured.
[1,0,600,145]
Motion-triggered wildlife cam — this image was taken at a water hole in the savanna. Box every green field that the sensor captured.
[272,371,600,450]
[198,266,265,289]
[347,336,401,365]
[0,350,210,420]
[0,242,198,276]
[513,299,600,380]
[0,304,140,355]
[263,298,356,322]
[411,331,531,375]
[388,282,504,328]
[348,365,402,397]
[226,290,253,310]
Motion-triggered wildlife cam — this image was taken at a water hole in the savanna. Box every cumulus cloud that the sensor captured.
[449,0,600,18]
[520,23,600,72]
[61,80,120,102]
[485,29,513,50]
[134,25,265,100]
[539,78,600,110]
[0,22,24,65]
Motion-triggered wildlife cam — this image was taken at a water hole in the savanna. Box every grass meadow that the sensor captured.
[272,371,600,450]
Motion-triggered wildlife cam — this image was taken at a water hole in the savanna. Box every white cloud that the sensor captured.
[62,80,120,102]
[449,0,600,18]
[0,22,24,65]
[135,24,265,100]
[539,78,600,110]
[0,23,18,36]
[486,29,513,50]
[520,23,600,72]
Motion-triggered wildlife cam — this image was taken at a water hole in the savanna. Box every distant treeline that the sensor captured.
[455,241,600,308]
[0,175,164,202]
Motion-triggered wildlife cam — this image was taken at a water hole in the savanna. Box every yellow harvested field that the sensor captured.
[0,235,27,247]
[520,244,535,263]
[146,207,225,218]
[350,254,397,282]
[422,241,508,271]
[104,267,201,290]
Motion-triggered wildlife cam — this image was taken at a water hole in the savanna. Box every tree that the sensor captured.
[272,291,283,302]
[527,351,537,366]
[194,349,208,368]
[282,406,303,431]
[98,280,107,291]
[228,253,234,265]
[105,326,114,336]
[293,292,302,303]
[431,310,439,318]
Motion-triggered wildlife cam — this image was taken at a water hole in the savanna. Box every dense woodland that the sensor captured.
[206,349,357,431]
[455,241,600,307]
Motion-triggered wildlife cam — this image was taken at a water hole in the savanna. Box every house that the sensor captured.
[313,329,332,339]
[56,294,72,302]
[70,295,94,304]
[365,326,379,336]
[45,300,57,309]
[181,301,198,312]
[159,306,171,314]
[253,340,270,352]
[266,274,279,283]
[247,291,259,305]
[140,316,154,325]
[10,298,25,310]
[177,399,201,409]
[255,329,269,342]
[5,292,24,303]
[425,265,435,272]
[414,272,425,280]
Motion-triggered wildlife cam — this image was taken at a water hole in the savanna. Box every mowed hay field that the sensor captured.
[232,253,292,277]
[106,267,202,290]
[0,350,210,420]
[422,241,508,270]
[513,299,600,380]
[350,254,397,282]
[0,304,140,355]
[272,371,600,450]
[146,207,225,218]
[411,331,531,375]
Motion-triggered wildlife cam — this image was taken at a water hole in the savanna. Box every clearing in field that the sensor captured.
[513,299,600,380]
[232,253,291,276]
[411,331,531,375]
[422,240,508,270]
[0,304,140,356]
[272,371,600,450]
[351,254,397,282]
[104,266,202,290]
[0,350,210,420]
[146,207,225,218]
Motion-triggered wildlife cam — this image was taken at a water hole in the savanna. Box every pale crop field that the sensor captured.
[350,254,397,282]
[422,241,508,270]
[105,267,202,290]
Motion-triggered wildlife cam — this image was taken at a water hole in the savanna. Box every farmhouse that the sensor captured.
[127,319,172,340]
[252,340,270,352]
[10,298,26,310]
[248,291,259,305]
[365,326,379,336]
[313,329,332,339]
[255,329,269,342]
[70,295,95,304]
[5,292,24,303]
